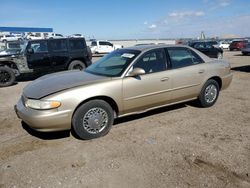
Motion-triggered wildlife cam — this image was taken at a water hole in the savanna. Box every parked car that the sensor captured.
[90,40,123,54]
[26,34,44,40]
[0,38,92,87]
[189,41,223,59]
[15,45,233,140]
[0,41,23,57]
[241,43,250,55]
[229,40,248,51]
[47,33,64,39]
[0,34,22,42]
[219,40,231,49]
[69,34,84,38]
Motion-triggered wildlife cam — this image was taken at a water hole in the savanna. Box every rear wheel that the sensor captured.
[0,67,16,87]
[87,46,92,60]
[197,79,219,107]
[68,60,86,70]
[72,100,114,140]
[217,52,223,59]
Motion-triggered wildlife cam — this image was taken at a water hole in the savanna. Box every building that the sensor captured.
[0,26,53,38]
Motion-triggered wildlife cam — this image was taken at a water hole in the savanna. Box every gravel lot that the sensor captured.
[0,50,250,188]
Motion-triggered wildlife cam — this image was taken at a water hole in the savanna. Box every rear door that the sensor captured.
[48,39,69,69]
[68,38,88,61]
[26,40,51,70]
[165,47,206,102]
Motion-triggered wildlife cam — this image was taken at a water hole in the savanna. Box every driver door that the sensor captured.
[122,49,172,114]
[26,40,51,70]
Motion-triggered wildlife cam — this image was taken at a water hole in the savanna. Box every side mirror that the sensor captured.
[127,68,145,77]
[27,48,34,54]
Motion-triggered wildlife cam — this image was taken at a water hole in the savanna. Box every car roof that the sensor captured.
[26,37,85,42]
[124,44,211,62]
[125,44,187,52]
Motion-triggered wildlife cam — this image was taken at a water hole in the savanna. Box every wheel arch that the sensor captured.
[207,76,222,90]
[0,61,19,70]
[72,96,119,120]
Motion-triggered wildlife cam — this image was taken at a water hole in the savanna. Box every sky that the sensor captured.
[0,0,250,39]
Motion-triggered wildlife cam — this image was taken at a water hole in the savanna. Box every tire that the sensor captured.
[242,52,247,56]
[0,66,16,87]
[217,52,223,59]
[197,79,219,107]
[68,60,86,70]
[72,100,114,140]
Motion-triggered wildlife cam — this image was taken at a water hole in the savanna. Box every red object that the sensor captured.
[229,40,248,51]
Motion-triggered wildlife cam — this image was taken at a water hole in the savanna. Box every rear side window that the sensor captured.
[69,39,86,50]
[167,47,203,69]
[50,40,67,52]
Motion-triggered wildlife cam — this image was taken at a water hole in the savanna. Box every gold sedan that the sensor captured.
[15,45,233,139]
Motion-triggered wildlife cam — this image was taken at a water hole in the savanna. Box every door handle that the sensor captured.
[160,77,169,82]
[198,69,205,74]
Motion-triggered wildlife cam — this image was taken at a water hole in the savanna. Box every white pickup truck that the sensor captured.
[90,40,123,54]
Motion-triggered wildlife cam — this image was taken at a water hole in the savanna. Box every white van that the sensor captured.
[90,40,123,54]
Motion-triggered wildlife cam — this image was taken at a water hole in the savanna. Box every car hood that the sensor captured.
[23,70,111,99]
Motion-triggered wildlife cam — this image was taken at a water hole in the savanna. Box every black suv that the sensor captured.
[0,38,92,87]
[189,41,223,59]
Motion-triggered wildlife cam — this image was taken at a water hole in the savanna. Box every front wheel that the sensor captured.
[72,100,114,140]
[197,79,219,107]
[0,66,16,87]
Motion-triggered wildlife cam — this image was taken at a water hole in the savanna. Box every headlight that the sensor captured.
[25,99,61,110]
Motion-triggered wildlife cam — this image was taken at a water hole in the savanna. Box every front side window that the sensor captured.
[99,41,107,46]
[107,42,113,47]
[167,47,203,69]
[205,43,213,49]
[133,49,167,73]
[193,42,205,49]
[85,49,140,76]
[30,41,48,53]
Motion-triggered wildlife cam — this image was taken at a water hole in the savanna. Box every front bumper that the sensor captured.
[14,98,72,132]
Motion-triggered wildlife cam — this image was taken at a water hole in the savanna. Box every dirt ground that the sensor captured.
[0,51,250,188]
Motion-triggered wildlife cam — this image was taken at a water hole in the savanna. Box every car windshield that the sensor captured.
[85,49,141,77]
